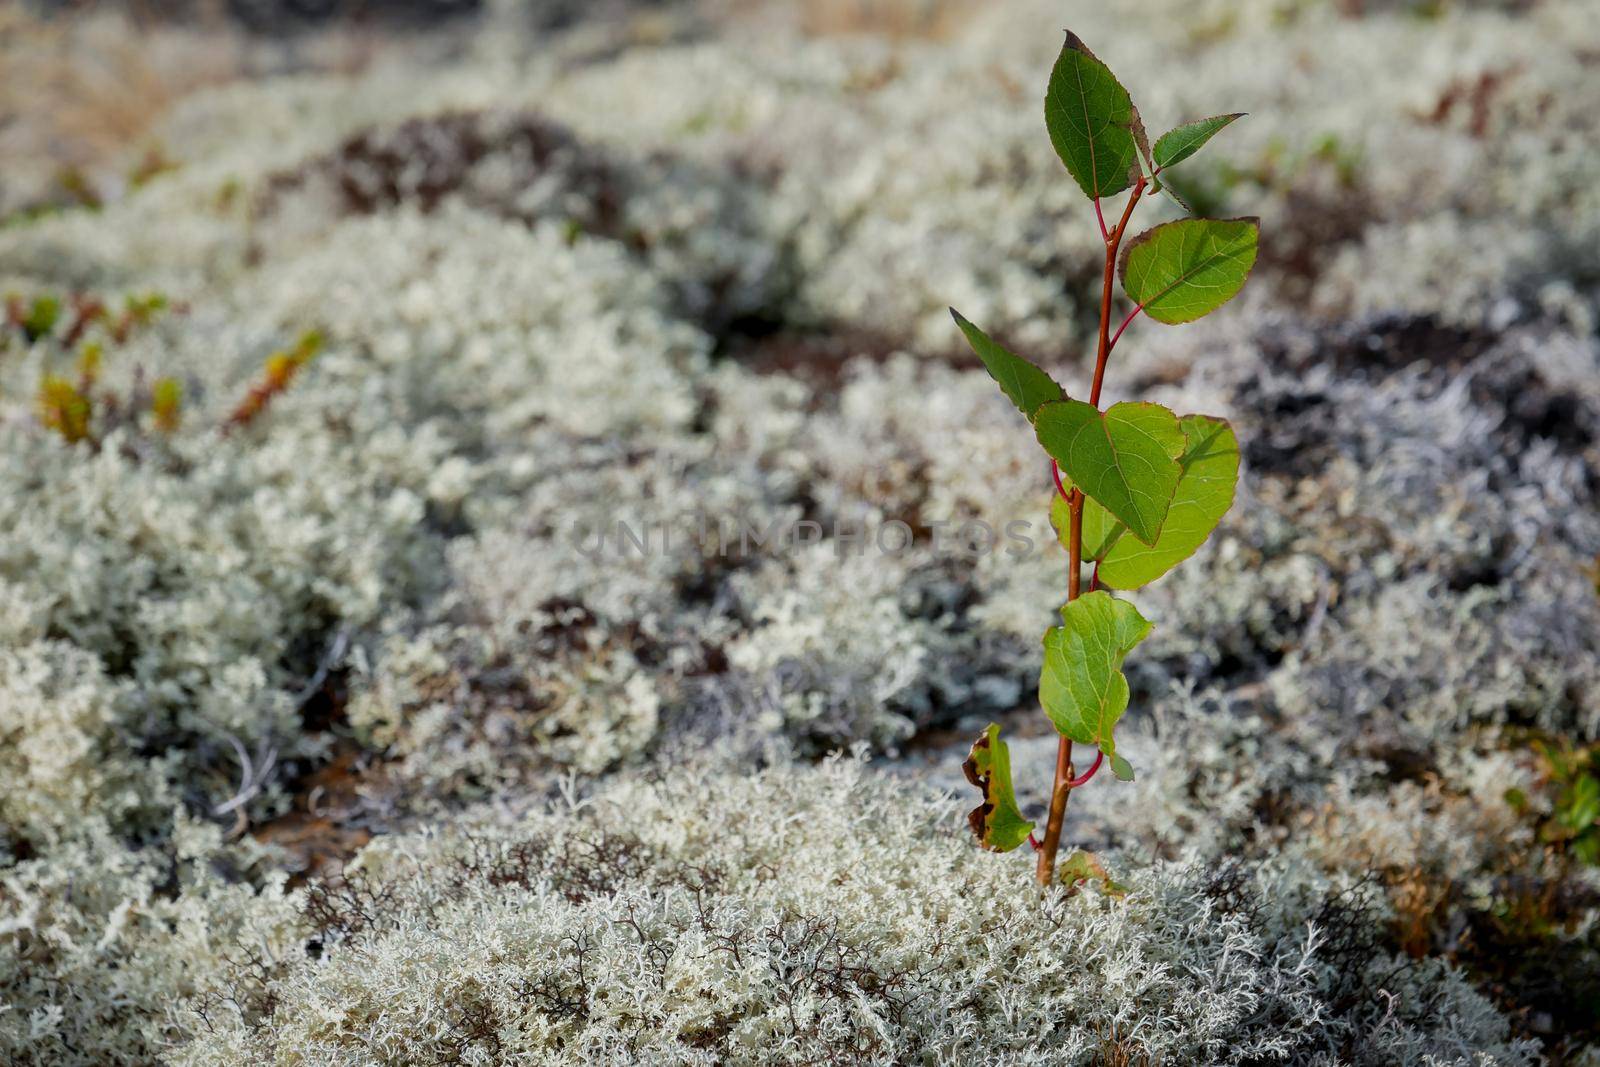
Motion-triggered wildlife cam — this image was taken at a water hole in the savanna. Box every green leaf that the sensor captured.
[1044,33,1150,200]
[1154,178,1193,213]
[951,308,1064,420]
[23,295,61,341]
[1574,832,1600,867]
[1048,489,1122,562]
[961,723,1035,852]
[1039,591,1151,780]
[1087,415,1239,588]
[1153,113,1244,171]
[1050,416,1240,588]
[1119,217,1259,325]
[1559,775,1600,833]
[1033,399,1184,545]
[1057,850,1129,895]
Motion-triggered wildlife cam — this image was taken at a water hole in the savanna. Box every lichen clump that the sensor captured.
[176,761,1539,1065]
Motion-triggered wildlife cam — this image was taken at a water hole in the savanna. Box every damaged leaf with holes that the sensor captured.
[962,723,1035,852]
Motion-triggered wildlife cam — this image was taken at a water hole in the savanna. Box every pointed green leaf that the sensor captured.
[1039,591,1151,780]
[951,308,1064,420]
[1044,33,1150,200]
[1153,113,1244,171]
[961,723,1035,852]
[23,295,61,341]
[1119,217,1259,325]
[1056,415,1240,589]
[1156,180,1193,213]
[1033,399,1184,545]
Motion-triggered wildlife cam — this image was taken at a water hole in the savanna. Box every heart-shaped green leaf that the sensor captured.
[1097,415,1239,587]
[1052,414,1240,589]
[1044,33,1150,201]
[961,723,1035,852]
[1039,591,1151,781]
[1152,113,1244,171]
[951,308,1064,420]
[1119,217,1259,325]
[1034,399,1184,545]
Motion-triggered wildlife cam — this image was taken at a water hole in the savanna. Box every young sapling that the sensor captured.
[954,32,1258,887]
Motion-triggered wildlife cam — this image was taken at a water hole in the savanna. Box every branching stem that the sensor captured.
[1109,303,1144,354]
[1036,175,1147,888]
[1089,177,1146,408]
[1065,750,1104,788]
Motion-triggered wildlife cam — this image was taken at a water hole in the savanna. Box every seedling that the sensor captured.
[151,377,184,434]
[5,292,62,343]
[954,32,1258,886]
[37,375,93,444]
[1507,739,1600,866]
[225,329,324,431]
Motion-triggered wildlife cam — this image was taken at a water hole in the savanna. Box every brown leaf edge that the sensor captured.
[961,724,1034,852]
[1117,215,1263,293]
[1058,849,1129,896]
[961,732,994,845]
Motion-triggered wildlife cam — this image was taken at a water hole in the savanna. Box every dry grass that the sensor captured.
[1389,863,1450,957]
[0,4,405,215]
[0,4,242,210]
[805,0,976,37]
[724,0,980,40]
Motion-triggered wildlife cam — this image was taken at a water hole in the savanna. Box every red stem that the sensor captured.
[1089,178,1147,408]
[1037,178,1146,889]
[1064,751,1104,788]
[1094,197,1109,242]
[1108,303,1143,355]
[1052,459,1070,500]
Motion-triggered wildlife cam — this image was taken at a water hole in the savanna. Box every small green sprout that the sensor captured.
[952,31,1258,886]
[214,176,243,211]
[54,166,103,210]
[151,377,184,434]
[17,294,63,343]
[225,329,324,431]
[114,292,170,342]
[37,375,93,444]
[1512,739,1600,866]
[76,341,104,391]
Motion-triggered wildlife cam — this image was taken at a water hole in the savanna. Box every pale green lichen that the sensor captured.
[173,759,1541,1066]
